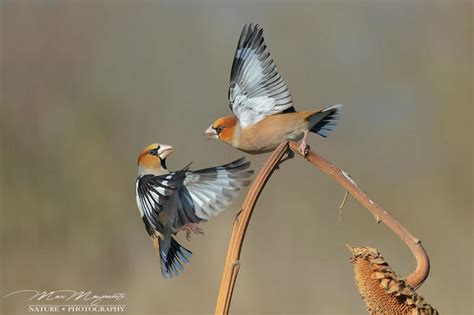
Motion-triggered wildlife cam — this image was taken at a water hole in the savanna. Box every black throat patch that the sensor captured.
[160,158,167,169]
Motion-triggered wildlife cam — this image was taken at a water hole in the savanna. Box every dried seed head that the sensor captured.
[347,245,438,314]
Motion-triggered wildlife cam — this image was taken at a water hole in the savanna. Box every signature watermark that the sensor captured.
[2,290,126,313]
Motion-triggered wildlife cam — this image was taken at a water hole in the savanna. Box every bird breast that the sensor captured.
[237,113,308,153]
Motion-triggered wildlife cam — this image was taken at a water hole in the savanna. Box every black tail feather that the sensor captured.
[309,104,342,138]
[159,236,192,278]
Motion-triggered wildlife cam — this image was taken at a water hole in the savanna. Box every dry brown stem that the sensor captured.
[214,142,289,315]
[214,141,430,314]
[288,141,430,289]
[348,245,437,314]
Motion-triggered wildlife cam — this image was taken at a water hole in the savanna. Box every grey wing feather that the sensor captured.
[228,24,294,127]
[177,157,253,224]
[138,159,253,231]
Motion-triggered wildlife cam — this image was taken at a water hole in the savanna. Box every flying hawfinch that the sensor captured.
[205,24,342,155]
[135,143,253,278]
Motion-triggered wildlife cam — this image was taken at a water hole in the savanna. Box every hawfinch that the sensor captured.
[205,24,342,155]
[135,143,253,278]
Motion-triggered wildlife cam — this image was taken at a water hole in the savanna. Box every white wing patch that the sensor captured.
[231,95,281,127]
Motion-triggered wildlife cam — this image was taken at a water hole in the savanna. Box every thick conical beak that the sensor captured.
[157,144,174,159]
[205,125,218,140]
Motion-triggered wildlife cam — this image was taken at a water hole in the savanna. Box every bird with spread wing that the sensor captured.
[135,143,253,278]
[205,24,342,156]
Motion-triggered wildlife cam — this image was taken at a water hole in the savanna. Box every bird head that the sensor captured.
[205,116,238,144]
[137,143,174,176]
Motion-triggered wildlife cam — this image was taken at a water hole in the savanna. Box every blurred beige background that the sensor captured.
[1,1,472,314]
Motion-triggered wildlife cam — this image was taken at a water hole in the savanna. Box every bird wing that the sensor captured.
[228,24,294,128]
[136,158,253,233]
[135,173,184,235]
[175,157,253,227]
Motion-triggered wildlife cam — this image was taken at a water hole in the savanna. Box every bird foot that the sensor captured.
[299,141,311,157]
[178,223,204,241]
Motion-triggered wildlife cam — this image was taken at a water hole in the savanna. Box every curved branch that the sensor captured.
[214,141,430,314]
[214,142,289,315]
[288,141,430,289]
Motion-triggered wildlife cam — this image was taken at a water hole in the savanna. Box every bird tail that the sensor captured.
[155,236,192,278]
[308,104,343,138]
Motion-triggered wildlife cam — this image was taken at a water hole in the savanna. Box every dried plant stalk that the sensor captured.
[348,245,438,314]
[214,142,289,315]
[215,141,431,314]
[288,141,430,289]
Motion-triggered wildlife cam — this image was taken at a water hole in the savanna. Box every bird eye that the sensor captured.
[149,148,158,156]
[216,126,223,133]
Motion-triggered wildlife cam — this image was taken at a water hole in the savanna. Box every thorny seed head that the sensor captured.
[347,245,438,315]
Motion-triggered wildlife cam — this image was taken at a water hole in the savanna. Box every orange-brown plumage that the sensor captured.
[208,110,334,154]
[137,143,174,176]
[137,143,160,166]
[210,116,238,145]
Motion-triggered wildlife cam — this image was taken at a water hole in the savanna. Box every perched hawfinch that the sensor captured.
[205,24,342,155]
[135,143,253,278]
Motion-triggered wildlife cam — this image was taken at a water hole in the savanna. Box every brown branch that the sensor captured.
[288,141,430,289]
[214,142,289,315]
[214,141,430,314]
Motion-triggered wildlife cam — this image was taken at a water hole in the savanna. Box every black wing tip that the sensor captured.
[181,161,193,171]
[227,158,253,172]
[238,23,264,49]
[242,23,262,33]
[193,157,250,174]
[222,157,247,168]
[229,168,254,178]
[235,179,252,188]
[233,156,247,164]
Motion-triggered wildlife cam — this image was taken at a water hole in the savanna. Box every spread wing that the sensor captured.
[136,158,253,234]
[228,23,294,127]
[176,157,253,226]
